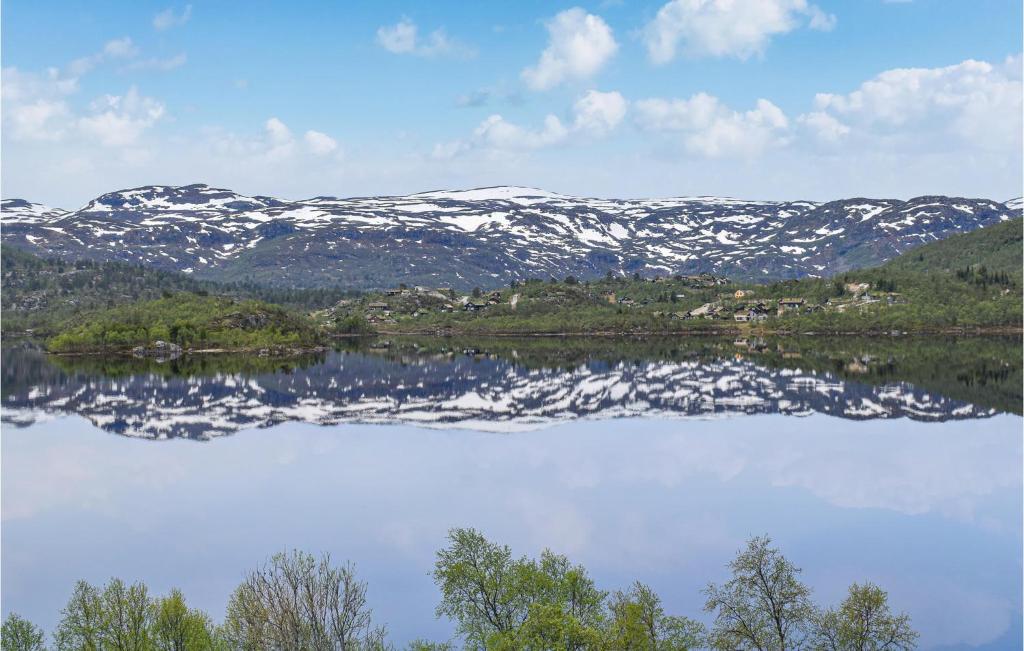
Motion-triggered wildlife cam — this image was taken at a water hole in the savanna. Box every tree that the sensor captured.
[432,528,529,647]
[55,581,105,651]
[810,583,918,651]
[2,613,46,651]
[151,589,217,651]
[223,550,385,650]
[433,529,606,650]
[100,579,154,651]
[605,582,705,650]
[703,536,814,651]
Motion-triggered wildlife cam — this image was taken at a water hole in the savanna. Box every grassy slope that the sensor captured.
[883,217,1023,276]
[46,294,324,353]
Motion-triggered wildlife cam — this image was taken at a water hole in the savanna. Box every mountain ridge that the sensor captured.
[2,184,1017,290]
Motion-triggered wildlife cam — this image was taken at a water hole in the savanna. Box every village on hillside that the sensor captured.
[316,273,908,330]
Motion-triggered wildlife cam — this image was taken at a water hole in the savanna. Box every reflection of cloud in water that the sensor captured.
[2,414,1020,649]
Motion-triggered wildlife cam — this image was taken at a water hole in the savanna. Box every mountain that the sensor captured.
[0,345,1004,440]
[2,185,1016,290]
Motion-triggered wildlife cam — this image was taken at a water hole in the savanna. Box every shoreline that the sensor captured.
[30,326,1023,355]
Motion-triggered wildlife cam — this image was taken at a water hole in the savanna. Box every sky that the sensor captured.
[2,0,1022,208]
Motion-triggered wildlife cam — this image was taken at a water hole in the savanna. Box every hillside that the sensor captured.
[883,217,1023,277]
[46,294,324,354]
[1,185,1015,289]
[328,220,1022,335]
[0,244,354,334]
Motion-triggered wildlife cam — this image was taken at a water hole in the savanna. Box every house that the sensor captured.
[845,282,870,295]
[604,292,616,304]
[413,285,431,293]
[778,298,805,312]
[384,289,402,296]
[463,302,487,312]
[734,310,752,322]
[366,302,389,312]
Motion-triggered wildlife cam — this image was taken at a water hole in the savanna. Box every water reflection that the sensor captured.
[2,336,1020,439]
[2,415,1021,649]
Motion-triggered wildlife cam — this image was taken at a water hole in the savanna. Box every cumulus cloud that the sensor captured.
[521,8,618,90]
[304,130,339,156]
[798,110,850,144]
[376,17,473,58]
[434,89,627,159]
[572,90,628,136]
[77,88,165,147]
[806,55,1023,152]
[635,93,789,157]
[643,0,836,63]
[153,5,192,31]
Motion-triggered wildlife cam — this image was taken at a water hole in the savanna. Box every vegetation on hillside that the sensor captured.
[332,220,1022,335]
[1,532,916,651]
[45,294,324,353]
[1,244,353,335]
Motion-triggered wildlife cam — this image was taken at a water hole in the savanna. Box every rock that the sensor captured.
[131,340,183,361]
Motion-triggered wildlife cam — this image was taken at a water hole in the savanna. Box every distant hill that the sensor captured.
[1,185,1016,289]
[884,217,1022,277]
[0,244,353,334]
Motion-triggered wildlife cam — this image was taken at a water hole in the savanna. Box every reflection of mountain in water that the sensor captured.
[1,346,999,440]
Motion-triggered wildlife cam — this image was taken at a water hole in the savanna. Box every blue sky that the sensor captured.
[2,1,1021,207]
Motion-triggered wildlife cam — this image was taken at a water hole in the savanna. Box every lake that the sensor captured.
[2,336,1021,649]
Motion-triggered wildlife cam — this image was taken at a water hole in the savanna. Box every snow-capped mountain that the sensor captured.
[1,184,1015,289]
[1,348,998,440]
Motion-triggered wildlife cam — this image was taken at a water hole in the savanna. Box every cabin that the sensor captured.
[778,298,805,311]
[384,289,402,296]
[463,302,487,312]
[366,302,390,312]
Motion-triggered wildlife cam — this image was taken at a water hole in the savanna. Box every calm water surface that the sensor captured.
[2,337,1021,649]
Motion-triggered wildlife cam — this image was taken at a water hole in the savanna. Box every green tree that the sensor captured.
[703,536,814,651]
[55,581,105,651]
[151,589,217,651]
[605,582,705,650]
[2,613,46,651]
[433,528,607,650]
[100,579,154,651]
[810,583,918,651]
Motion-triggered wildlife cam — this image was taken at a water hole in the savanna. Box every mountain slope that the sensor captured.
[883,217,1023,277]
[2,185,1015,289]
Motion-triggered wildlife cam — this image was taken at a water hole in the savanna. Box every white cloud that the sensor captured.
[635,93,789,157]
[68,37,139,76]
[153,5,193,31]
[77,88,165,147]
[807,56,1023,153]
[521,8,618,90]
[473,114,570,151]
[435,89,627,159]
[643,0,835,63]
[125,53,188,72]
[1,68,75,141]
[798,110,850,144]
[572,90,628,136]
[304,130,339,156]
[376,18,472,58]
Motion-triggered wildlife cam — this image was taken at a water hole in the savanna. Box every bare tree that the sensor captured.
[223,550,387,651]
